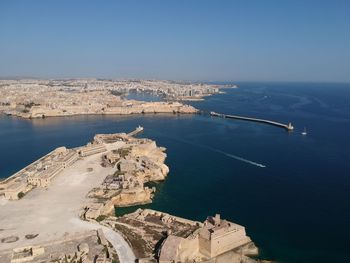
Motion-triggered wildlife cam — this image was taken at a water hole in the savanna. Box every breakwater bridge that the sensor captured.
[210,111,294,131]
[127,125,144,137]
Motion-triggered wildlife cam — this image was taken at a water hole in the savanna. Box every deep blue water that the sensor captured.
[1,82,349,263]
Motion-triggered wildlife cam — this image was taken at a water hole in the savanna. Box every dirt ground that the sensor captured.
[0,142,123,251]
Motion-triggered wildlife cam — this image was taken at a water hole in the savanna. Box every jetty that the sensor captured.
[127,125,144,137]
[210,111,294,131]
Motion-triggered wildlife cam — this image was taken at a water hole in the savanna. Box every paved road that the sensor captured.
[71,218,136,263]
[102,226,136,263]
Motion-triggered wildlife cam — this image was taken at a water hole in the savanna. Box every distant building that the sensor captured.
[159,214,252,262]
[11,246,45,263]
[103,152,120,164]
[78,143,107,157]
[198,214,251,258]
[28,164,64,188]
[2,179,27,200]
[117,159,139,173]
[57,150,79,168]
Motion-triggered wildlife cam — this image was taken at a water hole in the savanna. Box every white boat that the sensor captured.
[302,127,307,136]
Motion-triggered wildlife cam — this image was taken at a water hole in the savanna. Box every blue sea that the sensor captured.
[1,82,349,263]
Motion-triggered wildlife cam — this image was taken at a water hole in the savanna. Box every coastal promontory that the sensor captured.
[0,79,231,118]
[0,127,262,263]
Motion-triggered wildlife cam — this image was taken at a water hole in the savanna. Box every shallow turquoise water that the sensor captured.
[1,82,349,262]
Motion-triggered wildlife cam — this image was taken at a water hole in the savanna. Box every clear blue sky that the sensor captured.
[0,0,349,82]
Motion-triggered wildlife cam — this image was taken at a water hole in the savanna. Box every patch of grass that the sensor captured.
[114,224,152,258]
[17,191,25,199]
[25,234,39,239]
[117,148,131,158]
[113,170,125,177]
[96,215,107,222]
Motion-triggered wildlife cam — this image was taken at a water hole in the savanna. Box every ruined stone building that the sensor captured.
[159,214,253,263]
[198,214,251,258]
[78,143,107,157]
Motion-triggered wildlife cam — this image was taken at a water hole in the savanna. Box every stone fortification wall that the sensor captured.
[198,234,212,258]
[210,228,251,258]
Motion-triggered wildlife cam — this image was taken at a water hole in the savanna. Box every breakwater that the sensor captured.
[210,111,294,131]
[127,125,144,137]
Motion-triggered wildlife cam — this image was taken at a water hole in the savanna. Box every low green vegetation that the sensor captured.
[17,192,25,199]
[117,147,131,158]
[96,215,107,222]
[113,170,125,177]
[114,223,152,258]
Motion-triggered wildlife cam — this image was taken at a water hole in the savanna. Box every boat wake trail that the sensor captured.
[212,149,266,168]
[152,131,266,168]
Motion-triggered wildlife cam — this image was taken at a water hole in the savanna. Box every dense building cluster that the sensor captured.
[0,147,80,200]
[0,79,233,118]
[0,126,260,263]
[0,136,109,200]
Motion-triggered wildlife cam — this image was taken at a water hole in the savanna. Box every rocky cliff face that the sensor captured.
[103,188,154,215]
[84,134,170,219]
[6,100,198,118]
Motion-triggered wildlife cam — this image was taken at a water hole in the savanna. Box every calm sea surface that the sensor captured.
[1,82,349,263]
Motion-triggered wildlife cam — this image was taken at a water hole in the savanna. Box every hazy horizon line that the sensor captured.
[0,76,349,85]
